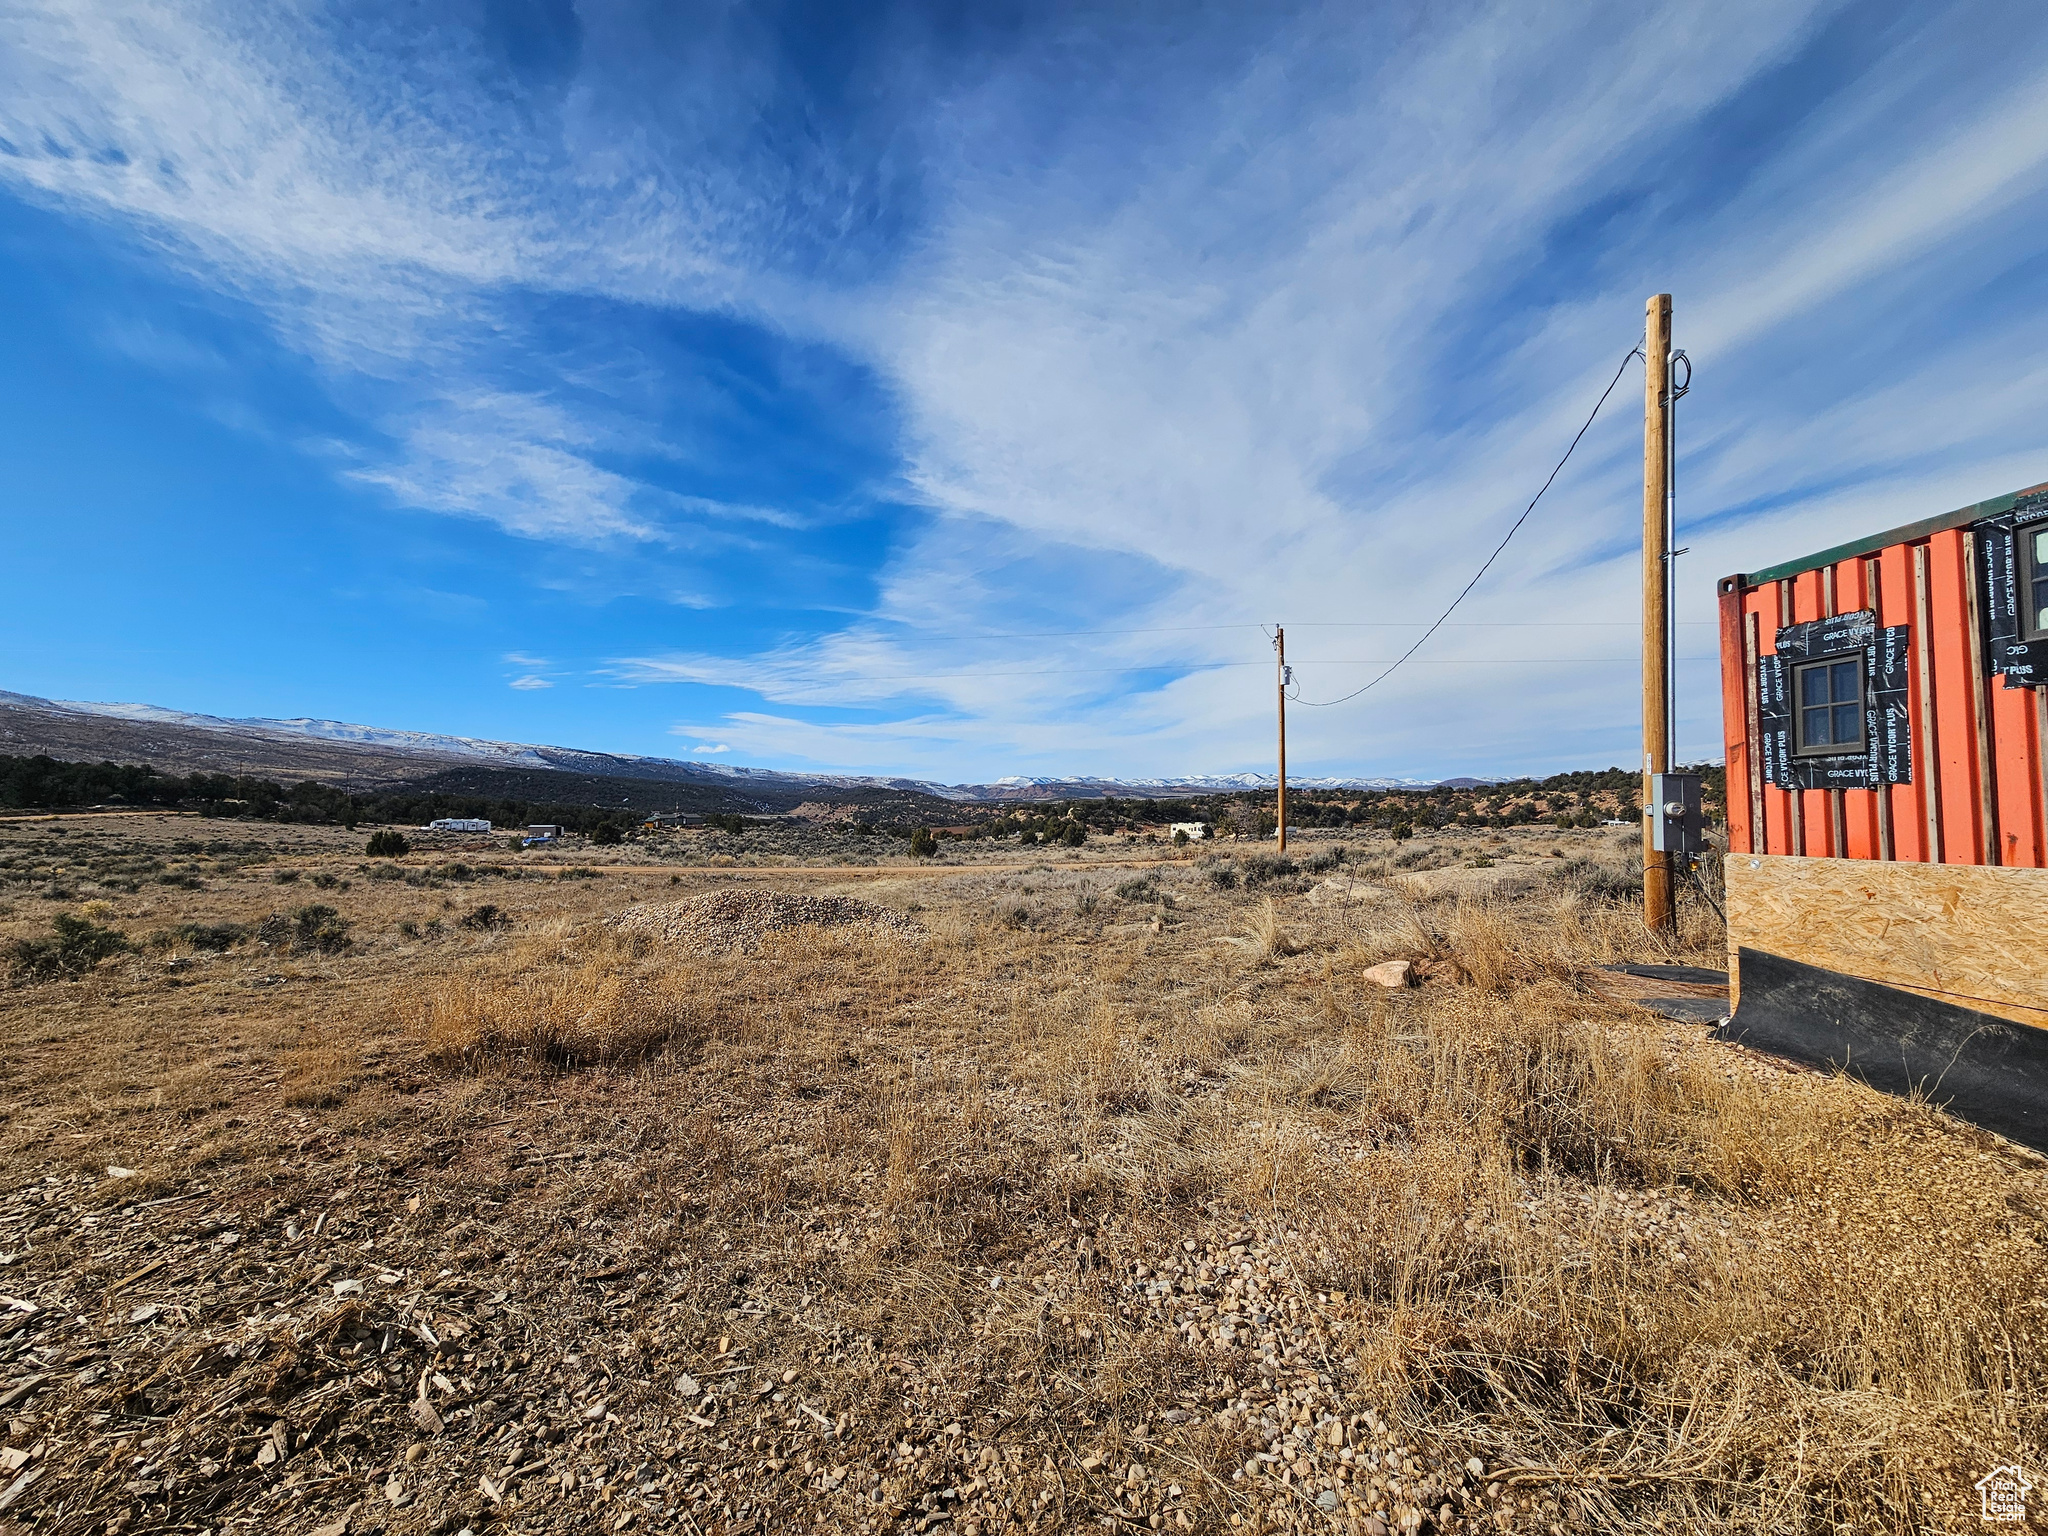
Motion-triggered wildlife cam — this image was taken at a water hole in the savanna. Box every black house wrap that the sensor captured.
[1974,489,2048,688]
[1757,609,1913,790]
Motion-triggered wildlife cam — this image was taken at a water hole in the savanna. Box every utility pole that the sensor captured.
[1642,294,1675,931]
[1275,627,1288,853]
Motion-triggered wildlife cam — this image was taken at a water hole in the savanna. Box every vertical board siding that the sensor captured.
[1751,585,1793,855]
[1833,556,1882,859]
[1720,526,2047,866]
[1993,677,2043,867]
[1926,530,1986,864]
[1718,578,1754,855]
[1912,544,1946,863]
[1876,542,1928,862]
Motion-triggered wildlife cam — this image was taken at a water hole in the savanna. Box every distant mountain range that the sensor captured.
[0,689,1484,809]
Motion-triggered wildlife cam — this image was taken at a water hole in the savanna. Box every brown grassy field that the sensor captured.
[0,814,2043,1536]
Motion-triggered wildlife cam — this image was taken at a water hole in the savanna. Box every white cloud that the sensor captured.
[509,675,553,691]
[692,743,731,754]
[8,2,2048,775]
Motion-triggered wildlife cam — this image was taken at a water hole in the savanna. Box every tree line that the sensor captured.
[0,754,638,835]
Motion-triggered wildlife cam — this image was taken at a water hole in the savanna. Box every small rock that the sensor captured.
[1465,1457,1485,1477]
[106,1167,137,1180]
[331,1279,364,1298]
[1362,960,1412,990]
[1316,1489,1339,1510]
[675,1374,700,1397]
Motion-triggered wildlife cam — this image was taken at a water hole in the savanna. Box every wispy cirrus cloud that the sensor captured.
[8,1,2048,777]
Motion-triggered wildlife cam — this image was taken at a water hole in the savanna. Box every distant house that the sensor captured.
[1169,822,1209,841]
[641,811,703,829]
[525,824,563,842]
[428,817,492,833]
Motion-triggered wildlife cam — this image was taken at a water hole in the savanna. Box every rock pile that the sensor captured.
[611,890,921,952]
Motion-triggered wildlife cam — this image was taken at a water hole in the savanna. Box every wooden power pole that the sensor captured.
[1642,294,1675,931]
[1275,627,1288,853]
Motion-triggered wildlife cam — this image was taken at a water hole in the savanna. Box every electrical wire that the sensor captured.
[1284,620,1715,628]
[1682,856,1725,924]
[700,655,1720,690]
[1289,344,1643,707]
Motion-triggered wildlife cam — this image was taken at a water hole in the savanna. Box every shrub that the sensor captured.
[271,868,301,884]
[1389,821,1413,841]
[9,912,132,978]
[171,921,247,952]
[1240,853,1296,885]
[1206,864,1239,890]
[1018,828,1039,846]
[592,823,624,846]
[909,827,938,857]
[1059,822,1086,847]
[1551,857,1638,902]
[311,872,342,890]
[365,830,410,858]
[288,904,351,954]
[459,903,512,931]
[1114,876,1156,901]
[1171,829,1189,847]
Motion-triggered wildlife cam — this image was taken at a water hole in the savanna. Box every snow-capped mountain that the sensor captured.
[2,690,1484,801]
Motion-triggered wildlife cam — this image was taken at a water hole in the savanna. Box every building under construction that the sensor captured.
[1715,478,2048,1151]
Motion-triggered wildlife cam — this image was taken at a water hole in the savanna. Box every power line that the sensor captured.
[699,655,1717,690]
[1290,345,1643,708]
[1284,620,1714,628]
[846,618,1712,644]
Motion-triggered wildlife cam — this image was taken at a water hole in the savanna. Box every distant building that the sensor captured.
[428,817,492,833]
[1169,822,1209,841]
[641,811,703,829]
[525,824,563,842]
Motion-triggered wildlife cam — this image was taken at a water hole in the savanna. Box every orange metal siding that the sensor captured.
[1719,513,2048,868]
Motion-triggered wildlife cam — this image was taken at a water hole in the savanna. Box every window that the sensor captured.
[2024,523,2048,642]
[1794,657,1865,756]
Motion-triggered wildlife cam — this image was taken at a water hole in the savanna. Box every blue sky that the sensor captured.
[5,0,2048,783]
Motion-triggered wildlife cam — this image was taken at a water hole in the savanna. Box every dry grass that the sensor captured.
[409,928,704,1068]
[0,815,2041,1535]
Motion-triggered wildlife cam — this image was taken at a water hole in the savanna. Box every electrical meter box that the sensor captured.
[1648,772,1704,859]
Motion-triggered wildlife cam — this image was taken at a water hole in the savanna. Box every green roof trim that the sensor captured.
[1734,478,2048,587]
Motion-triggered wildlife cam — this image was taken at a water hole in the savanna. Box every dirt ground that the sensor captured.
[1,814,2043,1535]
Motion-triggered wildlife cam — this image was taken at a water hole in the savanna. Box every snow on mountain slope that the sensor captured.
[9,691,1482,798]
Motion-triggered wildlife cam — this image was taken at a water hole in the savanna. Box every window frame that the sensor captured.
[1791,654,1867,758]
[2022,519,2048,643]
